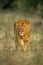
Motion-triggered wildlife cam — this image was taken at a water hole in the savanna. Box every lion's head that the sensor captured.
[16,19,30,38]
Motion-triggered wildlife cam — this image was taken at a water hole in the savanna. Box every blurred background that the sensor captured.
[0,0,43,18]
[0,0,43,12]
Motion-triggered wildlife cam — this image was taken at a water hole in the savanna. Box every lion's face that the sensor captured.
[16,19,30,37]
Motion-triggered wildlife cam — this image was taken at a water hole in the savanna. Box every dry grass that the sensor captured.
[0,12,43,65]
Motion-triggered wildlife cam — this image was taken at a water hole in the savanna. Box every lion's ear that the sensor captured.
[16,19,20,23]
[25,19,30,24]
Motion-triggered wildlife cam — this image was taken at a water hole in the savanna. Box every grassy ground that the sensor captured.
[0,12,43,65]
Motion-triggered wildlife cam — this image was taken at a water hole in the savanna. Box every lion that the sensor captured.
[14,19,30,52]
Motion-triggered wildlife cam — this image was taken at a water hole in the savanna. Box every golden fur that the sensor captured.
[14,19,30,52]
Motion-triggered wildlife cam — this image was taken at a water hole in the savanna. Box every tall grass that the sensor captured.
[0,12,43,65]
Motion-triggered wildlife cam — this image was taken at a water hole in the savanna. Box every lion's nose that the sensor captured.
[18,28,23,32]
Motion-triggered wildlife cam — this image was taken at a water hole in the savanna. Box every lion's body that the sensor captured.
[14,19,30,52]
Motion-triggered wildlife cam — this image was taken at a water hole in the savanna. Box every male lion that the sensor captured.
[14,19,30,52]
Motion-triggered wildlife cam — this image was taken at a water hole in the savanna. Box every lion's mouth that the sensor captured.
[19,32,25,36]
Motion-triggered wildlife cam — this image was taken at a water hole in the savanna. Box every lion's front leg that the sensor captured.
[18,39,24,50]
[23,41,30,52]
